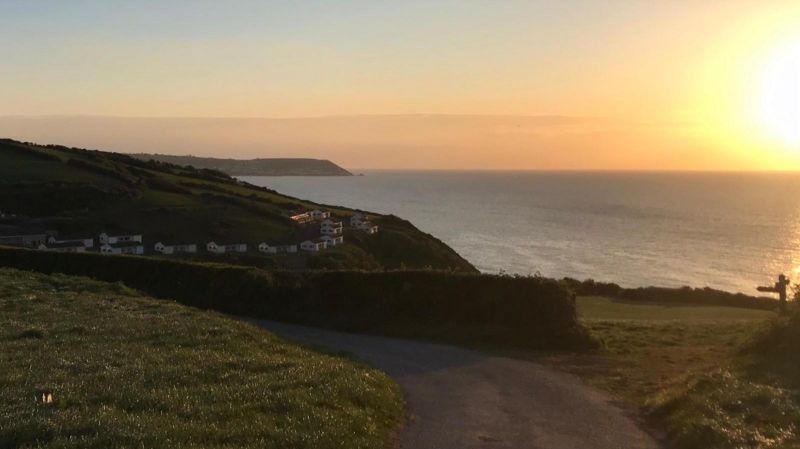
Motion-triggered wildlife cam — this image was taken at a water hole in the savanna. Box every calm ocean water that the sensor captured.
[241,171,800,294]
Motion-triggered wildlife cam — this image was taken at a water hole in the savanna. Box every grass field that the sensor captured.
[542,295,800,449]
[578,296,774,354]
[0,268,403,449]
[649,308,800,449]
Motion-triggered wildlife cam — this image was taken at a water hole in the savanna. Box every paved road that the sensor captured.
[252,320,663,449]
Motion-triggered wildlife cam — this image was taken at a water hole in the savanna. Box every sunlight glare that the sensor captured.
[758,39,800,147]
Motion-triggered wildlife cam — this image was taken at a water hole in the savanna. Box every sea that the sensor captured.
[240,171,800,294]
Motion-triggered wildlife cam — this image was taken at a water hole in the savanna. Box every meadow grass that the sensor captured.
[578,296,774,353]
[649,310,800,449]
[543,295,800,449]
[0,268,403,449]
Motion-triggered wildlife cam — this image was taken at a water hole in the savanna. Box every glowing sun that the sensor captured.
[757,40,800,146]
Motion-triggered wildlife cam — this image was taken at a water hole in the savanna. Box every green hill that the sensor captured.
[132,153,353,176]
[0,139,475,272]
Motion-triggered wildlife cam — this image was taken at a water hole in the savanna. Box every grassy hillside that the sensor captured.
[0,138,474,272]
[133,153,353,176]
[0,268,403,449]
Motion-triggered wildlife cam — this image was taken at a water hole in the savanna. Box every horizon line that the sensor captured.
[0,112,599,121]
[332,168,800,174]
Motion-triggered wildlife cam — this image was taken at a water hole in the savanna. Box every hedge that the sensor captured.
[0,247,593,350]
[561,277,778,311]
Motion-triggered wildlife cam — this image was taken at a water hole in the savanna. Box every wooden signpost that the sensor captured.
[757,273,791,314]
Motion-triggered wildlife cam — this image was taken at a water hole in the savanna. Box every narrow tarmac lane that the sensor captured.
[252,320,663,449]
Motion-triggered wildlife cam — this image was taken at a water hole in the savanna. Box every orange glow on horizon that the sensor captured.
[1,1,800,170]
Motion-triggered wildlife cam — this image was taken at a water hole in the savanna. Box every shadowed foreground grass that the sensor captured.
[542,296,800,449]
[650,310,800,449]
[578,296,775,355]
[0,268,403,449]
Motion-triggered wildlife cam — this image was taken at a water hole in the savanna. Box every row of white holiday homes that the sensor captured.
[36,232,144,254]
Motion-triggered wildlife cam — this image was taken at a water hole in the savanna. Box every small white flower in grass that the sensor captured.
[40,393,54,404]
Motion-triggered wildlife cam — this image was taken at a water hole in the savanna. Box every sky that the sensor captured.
[0,0,799,169]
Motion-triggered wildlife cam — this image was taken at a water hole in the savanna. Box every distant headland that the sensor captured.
[132,153,353,176]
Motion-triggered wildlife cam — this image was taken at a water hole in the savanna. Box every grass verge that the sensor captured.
[540,296,800,449]
[0,268,403,449]
[649,311,800,449]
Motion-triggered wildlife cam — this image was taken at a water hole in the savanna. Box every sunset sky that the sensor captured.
[1,0,799,170]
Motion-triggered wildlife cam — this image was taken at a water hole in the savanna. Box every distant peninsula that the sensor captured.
[132,153,353,176]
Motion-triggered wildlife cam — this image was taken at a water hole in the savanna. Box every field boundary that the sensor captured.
[0,246,593,350]
[562,278,778,311]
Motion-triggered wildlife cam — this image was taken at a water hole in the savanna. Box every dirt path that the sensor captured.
[252,320,663,449]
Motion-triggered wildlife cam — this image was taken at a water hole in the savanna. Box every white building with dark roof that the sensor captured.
[47,236,93,249]
[320,219,343,236]
[300,240,327,252]
[356,222,379,234]
[154,242,197,255]
[309,209,331,220]
[206,241,225,254]
[37,241,87,253]
[321,235,344,246]
[100,243,144,255]
[258,242,275,254]
[99,233,142,245]
[350,213,367,227]
[0,233,48,248]
[289,211,313,224]
[207,241,247,254]
[259,243,298,254]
